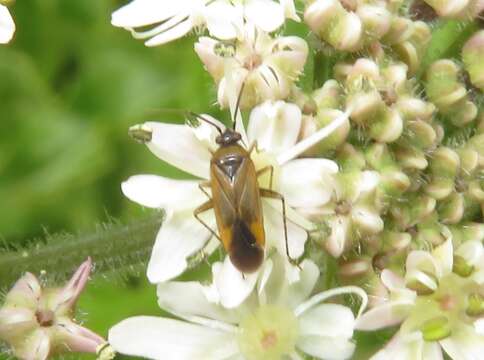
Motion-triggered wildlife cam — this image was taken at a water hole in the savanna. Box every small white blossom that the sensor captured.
[123,101,351,307]
[0,4,14,44]
[357,236,484,359]
[195,25,308,109]
[111,0,299,47]
[300,169,383,258]
[0,259,106,360]
[109,254,368,360]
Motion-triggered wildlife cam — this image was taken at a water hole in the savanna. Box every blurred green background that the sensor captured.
[0,0,226,358]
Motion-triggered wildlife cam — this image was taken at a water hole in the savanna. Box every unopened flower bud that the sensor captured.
[357,4,392,43]
[369,106,403,143]
[462,30,484,91]
[393,21,431,75]
[425,59,477,126]
[382,16,413,45]
[312,80,344,109]
[304,0,363,51]
[439,192,465,224]
[429,147,460,177]
[406,120,437,149]
[396,97,435,121]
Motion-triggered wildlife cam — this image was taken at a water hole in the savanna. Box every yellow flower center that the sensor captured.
[238,305,299,360]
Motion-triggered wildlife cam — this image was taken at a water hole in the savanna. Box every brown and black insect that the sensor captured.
[191,97,296,273]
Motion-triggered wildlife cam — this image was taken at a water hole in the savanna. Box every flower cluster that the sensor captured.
[3,0,482,359]
[105,0,484,358]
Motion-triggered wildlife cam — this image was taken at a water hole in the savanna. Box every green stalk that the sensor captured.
[0,214,163,290]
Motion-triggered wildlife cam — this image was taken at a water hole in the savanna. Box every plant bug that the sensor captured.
[190,91,296,273]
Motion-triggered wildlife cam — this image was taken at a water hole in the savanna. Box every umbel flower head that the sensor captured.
[109,253,368,360]
[357,236,484,359]
[111,0,299,46]
[195,24,308,110]
[123,101,350,307]
[0,1,14,44]
[0,258,108,360]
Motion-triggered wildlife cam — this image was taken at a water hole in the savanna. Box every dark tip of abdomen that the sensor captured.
[229,219,264,273]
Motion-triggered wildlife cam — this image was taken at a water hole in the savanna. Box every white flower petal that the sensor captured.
[431,237,453,276]
[111,0,199,27]
[204,1,242,39]
[287,259,320,309]
[212,257,259,308]
[145,18,195,46]
[4,272,41,309]
[122,175,204,210]
[0,5,14,44]
[371,332,441,360]
[456,241,483,267]
[147,210,214,283]
[351,206,384,234]
[109,316,238,360]
[355,301,413,330]
[248,101,302,155]
[245,0,285,32]
[280,159,337,208]
[263,201,307,260]
[0,308,37,339]
[299,303,355,338]
[146,121,212,179]
[297,335,356,360]
[405,250,440,278]
[440,325,484,360]
[16,329,51,360]
[326,215,351,258]
[157,281,238,324]
[358,170,380,194]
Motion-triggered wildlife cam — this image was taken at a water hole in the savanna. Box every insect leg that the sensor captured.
[259,189,301,268]
[257,165,274,191]
[198,181,212,200]
[194,200,222,243]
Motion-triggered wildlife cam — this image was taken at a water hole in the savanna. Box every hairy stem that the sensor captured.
[0,214,163,290]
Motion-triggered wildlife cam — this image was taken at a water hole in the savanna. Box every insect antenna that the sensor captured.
[233,82,246,130]
[187,111,224,135]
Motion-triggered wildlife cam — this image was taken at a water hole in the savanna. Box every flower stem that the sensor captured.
[0,214,163,290]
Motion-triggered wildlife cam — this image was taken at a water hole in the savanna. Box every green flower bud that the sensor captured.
[425,59,477,126]
[304,0,363,51]
[462,31,484,91]
[438,192,465,224]
[393,21,431,75]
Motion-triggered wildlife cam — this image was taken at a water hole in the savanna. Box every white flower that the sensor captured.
[195,25,308,109]
[123,101,351,306]
[109,253,368,360]
[0,4,15,44]
[356,236,484,359]
[111,0,299,47]
[299,169,383,257]
[0,259,106,360]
